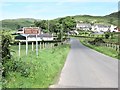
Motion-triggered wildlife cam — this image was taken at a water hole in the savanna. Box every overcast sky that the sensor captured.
[0,0,119,20]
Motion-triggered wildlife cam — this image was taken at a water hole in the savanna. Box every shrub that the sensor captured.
[88,38,105,46]
[105,33,110,39]
[2,31,12,77]
[54,43,58,46]
[3,58,30,77]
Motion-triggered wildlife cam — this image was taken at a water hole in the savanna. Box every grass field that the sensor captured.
[4,44,70,88]
[80,38,118,59]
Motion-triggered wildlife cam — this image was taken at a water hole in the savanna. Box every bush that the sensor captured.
[88,38,105,46]
[105,33,110,39]
[2,31,12,77]
[3,58,30,77]
[54,43,58,46]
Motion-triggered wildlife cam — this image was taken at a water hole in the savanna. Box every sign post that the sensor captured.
[36,34,38,56]
[23,27,40,56]
[26,35,28,56]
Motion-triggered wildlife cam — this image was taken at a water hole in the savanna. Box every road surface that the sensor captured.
[51,38,118,88]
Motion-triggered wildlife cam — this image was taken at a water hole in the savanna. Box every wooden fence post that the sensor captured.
[45,42,46,48]
[115,44,118,51]
[19,41,21,57]
[42,42,44,48]
[117,45,119,52]
[40,42,41,50]
[32,42,34,51]
[47,42,49,48]
[51,43,52,48]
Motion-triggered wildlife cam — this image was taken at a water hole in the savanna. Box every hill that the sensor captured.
[73,11,118,26]
[1,11,119,31]
[1,18,36,30]
[105,11,119,18]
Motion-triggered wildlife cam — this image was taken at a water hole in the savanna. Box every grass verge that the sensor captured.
[80,39,118,59]
[4,44,70,88]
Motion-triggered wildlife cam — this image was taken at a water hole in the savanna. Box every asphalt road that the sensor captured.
[51,38,118,88]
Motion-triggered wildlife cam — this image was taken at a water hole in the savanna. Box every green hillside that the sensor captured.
[1,11,119,31]
[54,11,118,26]
[1,18,36,30]
[73,11,118,26]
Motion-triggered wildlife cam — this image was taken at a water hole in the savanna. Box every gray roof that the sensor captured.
[77,23,91,28]
[94,24,110,28]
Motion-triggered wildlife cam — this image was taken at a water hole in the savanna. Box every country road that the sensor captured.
[51,38,118,88]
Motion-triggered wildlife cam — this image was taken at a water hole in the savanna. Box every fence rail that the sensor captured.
[101,42,120,52]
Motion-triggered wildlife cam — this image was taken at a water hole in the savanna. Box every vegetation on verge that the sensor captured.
[3,44,70,88]
[80,38,118,59]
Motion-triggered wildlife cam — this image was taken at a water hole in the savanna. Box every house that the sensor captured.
[15,33,54,41]
[68,30,79,35]
[15,27,54,41]
[109,25,118,32]
[27,33,54,41]
[76,23,92,30]
[91,24,110,32]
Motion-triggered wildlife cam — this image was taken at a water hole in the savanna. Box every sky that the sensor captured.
[0,0,119,20]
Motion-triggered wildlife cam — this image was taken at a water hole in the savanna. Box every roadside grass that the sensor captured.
[80,39,118,59]
[5,44,70,88]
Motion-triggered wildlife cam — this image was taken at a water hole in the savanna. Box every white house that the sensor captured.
[91,24,110,32]
[76,22,119,33]
[109,25,118,32]
[76,23,92,30]
[69,30,79,35]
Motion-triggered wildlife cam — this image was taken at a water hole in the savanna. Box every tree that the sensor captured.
[2,31,12,77]
[17,25,21,29]
[2,32,12,60]
[59,16,76,33]
[34,20,48,32]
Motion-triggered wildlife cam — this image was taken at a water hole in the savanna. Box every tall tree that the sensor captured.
[34,20,48,32]
[59,16,76,33]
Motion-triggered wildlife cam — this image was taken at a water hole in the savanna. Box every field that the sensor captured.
[3,43,70,88]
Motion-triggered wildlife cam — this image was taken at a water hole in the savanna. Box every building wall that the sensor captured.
[27,37,54,41]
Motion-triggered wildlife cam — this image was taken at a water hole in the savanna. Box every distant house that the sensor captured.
[68,30,79,35]
[91,24,110,32]
[76,23,92,30]
[91,24,119,32]
[109,25,118,32]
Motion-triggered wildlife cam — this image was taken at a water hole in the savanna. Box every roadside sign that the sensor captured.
[23,27,40,34]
